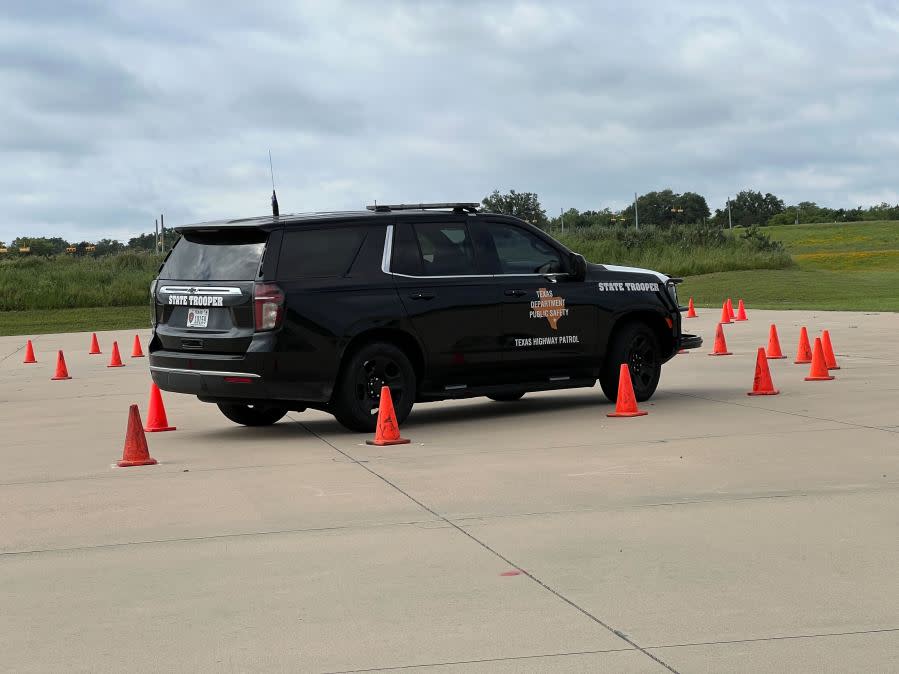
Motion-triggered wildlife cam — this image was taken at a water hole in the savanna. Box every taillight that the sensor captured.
[254,282,285,331]
[149,279,158,327]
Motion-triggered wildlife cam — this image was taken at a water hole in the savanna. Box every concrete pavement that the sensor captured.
[1,309,897,672]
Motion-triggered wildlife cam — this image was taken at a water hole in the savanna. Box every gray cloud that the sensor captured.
[2,0,899,243]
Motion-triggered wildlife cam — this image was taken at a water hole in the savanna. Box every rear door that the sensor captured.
[389,216,505,391]
[153,228,269,354]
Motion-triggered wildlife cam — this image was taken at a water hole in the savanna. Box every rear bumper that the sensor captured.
[149,359,271,399]
[678,333,703,350]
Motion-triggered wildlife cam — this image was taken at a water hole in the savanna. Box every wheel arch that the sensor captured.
[608,310,675,359]
[335,327,425,397]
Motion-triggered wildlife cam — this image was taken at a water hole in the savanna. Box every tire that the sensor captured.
[600,322,662,403]
[487,392,525,402]
[217,403,288,426]
[331,341,416,433]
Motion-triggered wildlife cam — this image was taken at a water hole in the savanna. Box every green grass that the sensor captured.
[558,224,793,276]
[682,220,899,311]
[764,220,898,254]
[0,251,162,311]
[0,305,151,337]
[681,269,899,311]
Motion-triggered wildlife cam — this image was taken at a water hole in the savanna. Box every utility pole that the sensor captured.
[633,192,639,231]
[727,198,733,230]
[155,219,159,254]
[160,213,165,251]
[560,207,564,235]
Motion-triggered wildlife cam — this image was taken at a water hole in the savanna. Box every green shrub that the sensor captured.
[557,222,793,277]
[0,251,163,311]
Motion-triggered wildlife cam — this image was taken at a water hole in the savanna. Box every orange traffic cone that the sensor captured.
[51,350,71,380]
[794,327,812,364]
[766,324,786,359]
[735,299,748,321]
[821,330,840,370]
[719,300,732,325]
[686,297,697,318]
[805,338,835,381]
[117,404,158,467]
[748,347,779,396]
[366,386,410,445]
[606,363,647,417]
[144,383,176,432]
[107,341,124,368]
[727,298,736,321]
[89,332,101,355]
[709,323,732,356]
[131,334,145,358]
[23,339,37,364]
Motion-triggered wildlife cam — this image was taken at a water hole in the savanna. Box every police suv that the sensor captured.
[149,203,701,431]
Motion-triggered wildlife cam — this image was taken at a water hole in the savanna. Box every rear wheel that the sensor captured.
[600,322,662,403]
[332,342,416,433]
[217,403,288,426]
[487,392,525,402]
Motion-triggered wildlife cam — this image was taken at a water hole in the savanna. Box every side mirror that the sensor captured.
[569,252,587,281]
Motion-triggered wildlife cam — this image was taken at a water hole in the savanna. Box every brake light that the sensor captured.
[224,376,253,384]
[254,282,285,331]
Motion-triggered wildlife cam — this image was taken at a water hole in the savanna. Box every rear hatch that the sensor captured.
[153,228,269,354]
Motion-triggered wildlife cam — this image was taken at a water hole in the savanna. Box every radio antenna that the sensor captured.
[268,150,279,217]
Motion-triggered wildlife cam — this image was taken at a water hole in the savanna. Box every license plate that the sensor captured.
[186,308,209,328]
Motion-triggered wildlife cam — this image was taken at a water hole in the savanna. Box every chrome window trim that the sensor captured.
[158,286,243,295]
[380,224,572,281]
[380,224,394,274]
[150,366,260,379]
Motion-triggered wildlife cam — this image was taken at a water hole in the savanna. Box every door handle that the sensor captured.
[409,292,435,300]
[504,289,527,297]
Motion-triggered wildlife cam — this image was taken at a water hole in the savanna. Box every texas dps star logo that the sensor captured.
[529,287,569,330]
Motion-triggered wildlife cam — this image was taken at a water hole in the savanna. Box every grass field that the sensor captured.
[682,220,899,311]
[0,305,149,337]
[1,220,895,336]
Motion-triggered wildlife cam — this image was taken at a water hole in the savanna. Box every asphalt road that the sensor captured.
[1,309,897,673]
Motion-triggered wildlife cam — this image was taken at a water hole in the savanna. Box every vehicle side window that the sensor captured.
[392,222,478,276]
[279,227,367,279]
[414,223,478,276]
[391,223,423,276]
[486,222,564,274]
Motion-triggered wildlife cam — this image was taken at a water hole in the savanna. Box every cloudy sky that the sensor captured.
[2,0,899,243]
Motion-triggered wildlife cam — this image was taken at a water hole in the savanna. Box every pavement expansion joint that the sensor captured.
[321,646,641,674]
[646,626,899,651]
[299,419,682,674]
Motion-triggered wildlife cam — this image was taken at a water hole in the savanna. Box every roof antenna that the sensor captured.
[268,150,279,217]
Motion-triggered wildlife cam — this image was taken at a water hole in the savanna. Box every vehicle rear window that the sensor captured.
[278,227,367,279]
[159,229,267,280]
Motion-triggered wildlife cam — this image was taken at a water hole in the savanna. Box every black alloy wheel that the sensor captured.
[332,342,416,432]
[600,322,662,403]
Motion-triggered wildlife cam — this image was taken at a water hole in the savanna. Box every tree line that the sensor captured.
[0,230,178,258]
[481,189,899,231]
[4,189,897,257]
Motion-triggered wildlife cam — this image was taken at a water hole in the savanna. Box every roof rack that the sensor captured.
[366,202,480,214]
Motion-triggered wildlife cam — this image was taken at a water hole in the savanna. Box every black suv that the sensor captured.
[149,203,701,431]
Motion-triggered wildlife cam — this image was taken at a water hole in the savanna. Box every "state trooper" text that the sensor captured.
[167,295,224,307]
[597,281,659,292]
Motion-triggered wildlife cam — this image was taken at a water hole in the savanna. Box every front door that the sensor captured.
[476,220,598,377]
[388,218,505,392]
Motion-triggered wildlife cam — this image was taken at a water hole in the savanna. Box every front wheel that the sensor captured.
[217,403,288,426]
[331,342,416,433]
[600,322,662,403]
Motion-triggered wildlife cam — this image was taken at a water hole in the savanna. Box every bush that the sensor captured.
[558,222,792,277]
[0,251,164,311]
